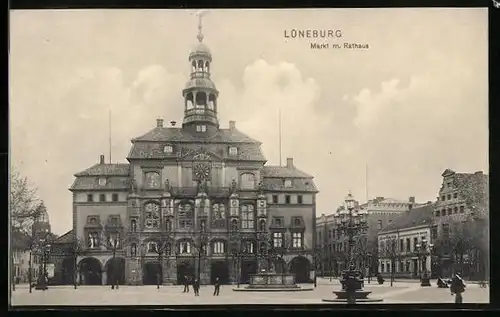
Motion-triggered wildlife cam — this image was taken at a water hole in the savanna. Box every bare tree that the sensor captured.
[383,236,399,287]
[10,168,44,293]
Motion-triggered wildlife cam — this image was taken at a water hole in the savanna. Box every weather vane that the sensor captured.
[196,10,208,42]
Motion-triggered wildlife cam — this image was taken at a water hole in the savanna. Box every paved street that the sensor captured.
[10,279,488,306]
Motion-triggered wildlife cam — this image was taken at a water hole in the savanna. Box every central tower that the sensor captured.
[182,14,219,134]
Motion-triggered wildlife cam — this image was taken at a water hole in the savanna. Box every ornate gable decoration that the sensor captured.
[181,147,222,161]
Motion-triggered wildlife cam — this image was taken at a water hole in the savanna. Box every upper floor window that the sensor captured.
[453,192,458,199]
[240,173,256,190]
[145,172,161,188]
[447,182,452,188]
[241,204,255,229]
[163,145,173,154]
[98,178,106,186]
[275,218,283,227]
[413,237,418,251]
[399,239,404,252]
[297,195,303,204]
[107,232,120,249]
[447,194,451,200]
[212,203,226,220]
[242,241,254,254]
[229,146,238,156]
[377,220,383,230]
[435,210,441,217]
[292,232,303,248]
[87,232,100,248]
[284,179,293,188]
[406,238,410,251]
[442,224,450,238]
[460,206,465,213]
[112,193,119,202]
[178,203,193,229]
[272,195,278,204]
[431,226,438,239]
[272,232,284,248]
[179,241,191,254]
[165,219,173,231]
[144,203,160,229]
[196,125,207,132]
[453,207,458,214]
[87,194,94,202]
[294,218,301,226]
[99,194,106,202]
[130,219,137,232]
[212,241,225,254]
[441,195,445,201]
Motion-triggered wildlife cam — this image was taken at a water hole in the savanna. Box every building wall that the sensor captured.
[377,226,431,278]
[75,204,128,239]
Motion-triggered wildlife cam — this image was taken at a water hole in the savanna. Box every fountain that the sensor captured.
[232,268,313,292]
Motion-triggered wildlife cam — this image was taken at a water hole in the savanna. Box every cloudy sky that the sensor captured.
[10,9,488,235]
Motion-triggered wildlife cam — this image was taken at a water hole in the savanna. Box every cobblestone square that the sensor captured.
[10,280,489,306]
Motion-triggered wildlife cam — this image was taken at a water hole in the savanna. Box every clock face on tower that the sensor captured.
[194,163,211,180]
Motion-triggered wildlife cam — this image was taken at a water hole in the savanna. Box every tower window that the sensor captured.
[229,147,238,156]
[196,125,207,132]
[163,145,173,154]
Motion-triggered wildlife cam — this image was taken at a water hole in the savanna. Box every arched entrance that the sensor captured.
[79,257,102,285]
[176,261,194,285]
[289,256,312,283]
[105,257,126,285]
[240,259,258,284]
[143,262,162,285]
[211,261,229,285]
[61,257,75,285]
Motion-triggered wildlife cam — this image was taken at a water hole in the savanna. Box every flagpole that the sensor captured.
[109,109,112,164]
[278,107,282,167]
[365,164,369,202]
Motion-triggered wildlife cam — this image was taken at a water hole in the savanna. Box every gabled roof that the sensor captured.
[379,204,435,234]
[70,176,130,191]
[262,166,313,178]
[52,230,74,244]
[262,177,318,192]
[75,164,130,177]
[132,127,261,144]
[442,169,456,177]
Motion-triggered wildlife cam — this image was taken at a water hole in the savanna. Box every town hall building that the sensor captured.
[63,19,318,286]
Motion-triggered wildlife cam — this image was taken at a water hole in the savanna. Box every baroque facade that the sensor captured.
[68,23,318,286]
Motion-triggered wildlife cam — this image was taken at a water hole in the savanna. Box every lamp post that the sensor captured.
[415,237,433,287]
[35,242,51,290]
[366,252,372,284]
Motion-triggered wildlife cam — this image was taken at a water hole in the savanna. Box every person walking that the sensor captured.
[182,275,190,293]
[193,278,200,296]
[450,273,466,304]
[213,277,220,296]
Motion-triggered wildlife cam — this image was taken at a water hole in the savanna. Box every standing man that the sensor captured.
[193,278,200,296]
[182,275,190,293]
[213,277,220,296]
[450,273,466,304]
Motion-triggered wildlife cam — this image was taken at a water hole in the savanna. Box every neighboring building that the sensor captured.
[377,203,434,279]
[68,23,318,286]
[315,213,336,276]
[49,230,77,285]
[11,231,32,283]
[432,169,489,279]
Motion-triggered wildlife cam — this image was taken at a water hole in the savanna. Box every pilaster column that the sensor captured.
[177,164,182,187]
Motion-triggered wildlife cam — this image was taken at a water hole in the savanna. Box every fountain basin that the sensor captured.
[233,272,313,292]
[322,290,383,303]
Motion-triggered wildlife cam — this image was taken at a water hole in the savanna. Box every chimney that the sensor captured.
[286,157,294,168]
[99,155,105,165]
[170,121,177,127]
[409,196,415,203]
[156,118,164,128]
[229,121,236,130]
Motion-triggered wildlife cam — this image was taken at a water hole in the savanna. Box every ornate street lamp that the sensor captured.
[35,242,51,290]
[323,192,381,303]
[415,237,433,287]
[366,252,372,284]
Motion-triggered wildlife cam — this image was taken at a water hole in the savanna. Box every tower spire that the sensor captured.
[197,11,205,42]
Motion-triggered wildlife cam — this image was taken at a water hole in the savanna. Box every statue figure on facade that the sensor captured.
[130,179,137,193]
[231,178,237,193]
[164,179,171,193]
